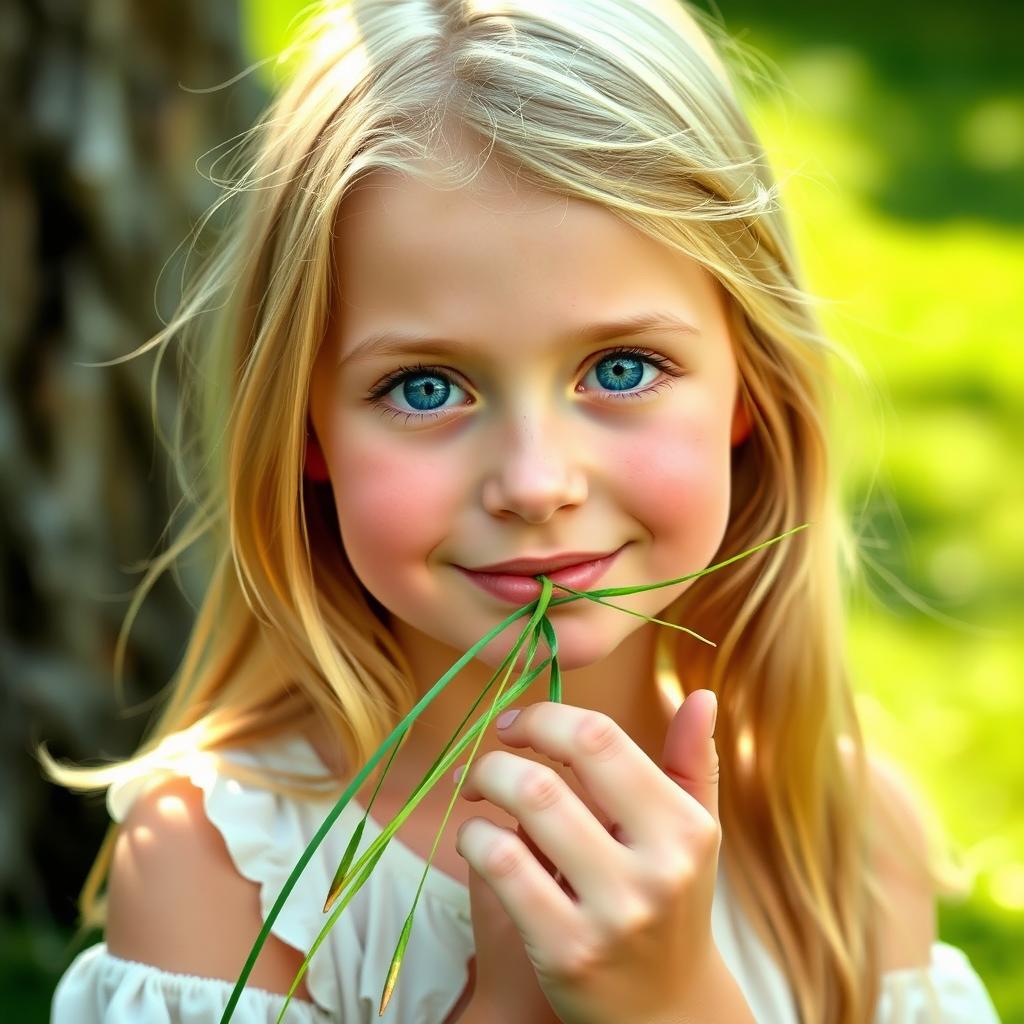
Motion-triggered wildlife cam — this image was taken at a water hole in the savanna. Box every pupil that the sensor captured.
[595,354,643,391]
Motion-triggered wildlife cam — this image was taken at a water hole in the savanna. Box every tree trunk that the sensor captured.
[0,0,267,977]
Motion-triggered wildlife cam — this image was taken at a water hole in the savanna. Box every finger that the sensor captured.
[491,701,704,853]
[456,815,577,956]
[518,822,576,899]
[457,749,633,911]
[661,688,720,828]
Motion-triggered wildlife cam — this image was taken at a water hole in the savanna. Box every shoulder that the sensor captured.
[857,750,939,971]
[105,772,314,1001]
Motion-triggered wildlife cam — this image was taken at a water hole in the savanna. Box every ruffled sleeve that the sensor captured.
[50,943,332,1023]
[95,742,345,1019]
[51,734,475,1023]
[874,941,1001,1023]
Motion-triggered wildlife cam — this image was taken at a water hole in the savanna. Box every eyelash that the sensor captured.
[365,346,685,425]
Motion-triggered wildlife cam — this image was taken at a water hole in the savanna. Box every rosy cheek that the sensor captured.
[616,418,730,556]
[331,439,454,593]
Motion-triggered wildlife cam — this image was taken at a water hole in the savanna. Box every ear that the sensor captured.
[730,390,753,446]
[304,422,331,482]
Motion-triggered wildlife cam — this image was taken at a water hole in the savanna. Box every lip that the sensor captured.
[467,550,619,575]
[454,544,627,604]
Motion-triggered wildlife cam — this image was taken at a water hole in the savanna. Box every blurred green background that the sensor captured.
[4,1,1020,1020]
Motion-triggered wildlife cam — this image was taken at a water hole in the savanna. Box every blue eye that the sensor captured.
[586,351,660,393]
[366,369,470,424]
[365,346,683,425]
[385,370,458,414]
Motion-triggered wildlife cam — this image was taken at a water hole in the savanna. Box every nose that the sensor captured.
[481,408,588,524]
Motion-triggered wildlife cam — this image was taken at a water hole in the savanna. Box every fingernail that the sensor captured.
[710,694,718,738]
[452,764,466,783]
[495,708,520,730]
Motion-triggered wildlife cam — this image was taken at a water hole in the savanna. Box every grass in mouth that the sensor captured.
[216,524,809,1022]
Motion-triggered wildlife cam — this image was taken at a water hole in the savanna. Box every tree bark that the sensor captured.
[0,0,266,969]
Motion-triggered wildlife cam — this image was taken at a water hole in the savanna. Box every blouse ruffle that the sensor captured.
[51,945,331,1023]
[875,941,1001,1022]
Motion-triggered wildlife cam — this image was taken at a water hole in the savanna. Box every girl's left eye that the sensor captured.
[364,346,685,425]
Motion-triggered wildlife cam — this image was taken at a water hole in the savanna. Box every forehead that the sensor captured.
[330,159,724,363]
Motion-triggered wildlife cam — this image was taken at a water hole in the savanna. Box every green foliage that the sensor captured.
[736,17,1024,1023]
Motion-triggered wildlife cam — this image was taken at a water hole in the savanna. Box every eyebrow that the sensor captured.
[337,310,700,368]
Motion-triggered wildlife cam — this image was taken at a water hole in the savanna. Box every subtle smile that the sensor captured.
[453,544,628,604]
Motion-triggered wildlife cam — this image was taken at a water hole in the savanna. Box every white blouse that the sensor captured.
[51,733,1002,1023]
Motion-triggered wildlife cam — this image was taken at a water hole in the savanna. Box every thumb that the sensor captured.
[660,688,719,827]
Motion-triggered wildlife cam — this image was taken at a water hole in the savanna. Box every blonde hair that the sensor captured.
[39,2,961,1020]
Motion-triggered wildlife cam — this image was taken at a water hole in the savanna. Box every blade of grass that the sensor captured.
[273,581,556,1022]
[276,640,556,1021]
[541,586,719,647]
[543,616,561,703]
[542,524,810,609]
[220,598,545,1022]
[324,525,805,911]
[324,595,549,911]
[378,591,551,1015]
[323,721,409,909]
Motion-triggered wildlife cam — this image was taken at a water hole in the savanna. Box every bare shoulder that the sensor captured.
[105,773,314,1002]
[855,750,939,971]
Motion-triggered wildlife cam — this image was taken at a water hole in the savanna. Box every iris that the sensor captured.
[401,373,450,410]
[595,353,645,391]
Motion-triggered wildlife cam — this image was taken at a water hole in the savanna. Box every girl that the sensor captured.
[44,1,1000,1022]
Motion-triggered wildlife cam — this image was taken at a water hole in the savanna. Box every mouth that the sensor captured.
[453,544,628,604]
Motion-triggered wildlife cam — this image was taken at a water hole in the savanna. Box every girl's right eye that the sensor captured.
[364,362,472,425]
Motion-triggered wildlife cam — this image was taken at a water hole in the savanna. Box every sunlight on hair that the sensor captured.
[655,668,684,714]
[167,748,222,792]
[737,724,755,771]
[654,636,685,713]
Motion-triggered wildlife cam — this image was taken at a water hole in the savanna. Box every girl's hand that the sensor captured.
[447,823,562,1024]
[453,689,723,1024]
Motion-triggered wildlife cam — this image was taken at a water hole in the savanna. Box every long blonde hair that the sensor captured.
[40,2,958,1020]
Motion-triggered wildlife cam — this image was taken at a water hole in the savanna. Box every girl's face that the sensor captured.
[307,156,751,675]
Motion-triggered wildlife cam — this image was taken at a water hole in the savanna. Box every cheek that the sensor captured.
[617,415,731,553]
[329,436,455,598]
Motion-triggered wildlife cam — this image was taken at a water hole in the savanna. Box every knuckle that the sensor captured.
[607,892,657,937]
[518,765,562,812]
[647,850,693,897]
[693,814,722,857]
[548,938,602,982]
[575,711,621,761]
[483,831,526,880]
[669,792,720,853]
